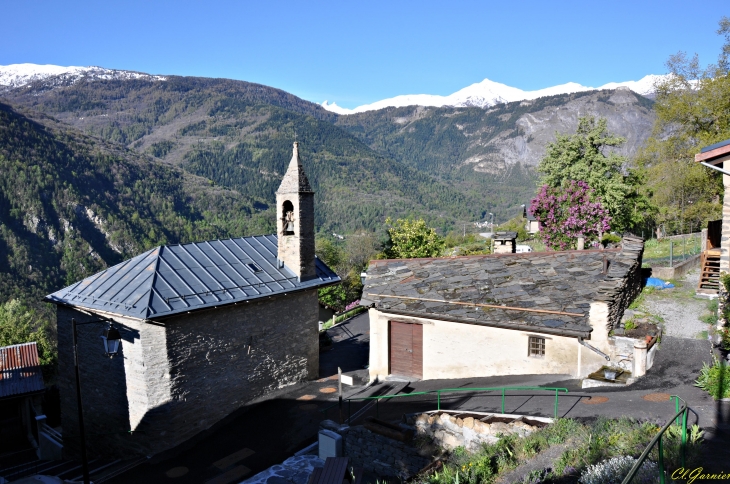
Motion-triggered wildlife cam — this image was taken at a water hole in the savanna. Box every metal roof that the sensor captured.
[0,342,44,398]
[44,235,341,320]
[701,138,730,153]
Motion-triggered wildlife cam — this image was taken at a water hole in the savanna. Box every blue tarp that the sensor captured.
[645,277,674,289]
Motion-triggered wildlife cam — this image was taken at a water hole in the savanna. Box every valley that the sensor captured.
[0,64,657,304]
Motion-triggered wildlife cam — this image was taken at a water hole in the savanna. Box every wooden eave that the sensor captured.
[695,144,730,165]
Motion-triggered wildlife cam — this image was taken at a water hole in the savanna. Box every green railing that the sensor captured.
[621,395,689,484]
[322,386,569,423]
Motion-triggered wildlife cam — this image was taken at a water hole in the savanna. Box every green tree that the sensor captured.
[384,217,444,258]
[0,300,56,378]
[538,116,646,231]
[637,17,730,234]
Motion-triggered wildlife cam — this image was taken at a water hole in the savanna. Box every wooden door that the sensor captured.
[389,321,423,379]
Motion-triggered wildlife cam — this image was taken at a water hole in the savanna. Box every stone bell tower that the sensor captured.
[276,142,316,280]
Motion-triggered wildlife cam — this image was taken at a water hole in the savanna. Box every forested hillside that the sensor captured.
[2,76,486,232]
[0,102,269,304]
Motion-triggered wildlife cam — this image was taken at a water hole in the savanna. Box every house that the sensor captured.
[0,342,49,456]
[493,232,517,254]
[360,236,644,381]
[523,206,540,234]
[695,140,730,325]
[44,143,340,458]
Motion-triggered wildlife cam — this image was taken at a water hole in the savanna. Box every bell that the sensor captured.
[285,221,295,232]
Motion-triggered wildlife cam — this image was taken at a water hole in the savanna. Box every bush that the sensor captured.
[601,233,622,247]
[695,356,730,399]
[579,455,659,484]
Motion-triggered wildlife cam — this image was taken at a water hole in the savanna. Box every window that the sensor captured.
[247,263,262,273]
[528,336,545,358]
[282,201,295,236]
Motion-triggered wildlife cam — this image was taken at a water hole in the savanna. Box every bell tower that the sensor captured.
[276,142,316,280]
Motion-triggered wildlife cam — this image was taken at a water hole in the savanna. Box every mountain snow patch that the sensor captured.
[322,74,669,115]
[0,63,167,90]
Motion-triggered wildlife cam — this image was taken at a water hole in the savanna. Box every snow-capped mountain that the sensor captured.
[321,74,667,115]
[0,63,166,90]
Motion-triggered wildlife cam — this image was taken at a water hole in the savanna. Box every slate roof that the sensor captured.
[44,235,340,320]
[0,342,44,399]
[361,236,644,337]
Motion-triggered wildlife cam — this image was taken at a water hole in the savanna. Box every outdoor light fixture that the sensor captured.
[71,317,123,484]
[101,323,122,357]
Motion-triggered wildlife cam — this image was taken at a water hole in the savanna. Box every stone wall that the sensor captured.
[721,173,730,272]
[409,412,549,453]
[276,192,316,279]
[56,307,147,458]
[602,236,645,332]
[57,289,319,458]
[327,424,429,479]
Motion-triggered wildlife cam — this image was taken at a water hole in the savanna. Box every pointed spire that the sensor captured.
[277,142,313,193]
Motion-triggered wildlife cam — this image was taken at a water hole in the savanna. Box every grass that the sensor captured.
[699,299,719,326]
[415,417,703,484]
[643,235,702,261]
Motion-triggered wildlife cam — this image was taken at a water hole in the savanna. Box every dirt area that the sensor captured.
[639,269,714,340]
[624,322,659,339]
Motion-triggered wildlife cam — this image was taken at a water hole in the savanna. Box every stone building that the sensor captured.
[493,232,517,254]
[361,236,644,381]
[44,143,340,458]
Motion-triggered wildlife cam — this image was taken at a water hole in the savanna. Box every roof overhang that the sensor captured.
[373,307,593,339]
[695,140,730,166]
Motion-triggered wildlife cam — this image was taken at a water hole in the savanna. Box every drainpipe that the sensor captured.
[578,337,610,361]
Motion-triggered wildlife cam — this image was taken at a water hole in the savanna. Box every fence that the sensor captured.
[642,233,702,268]
[321,386,569,424]
[621,395,689,484]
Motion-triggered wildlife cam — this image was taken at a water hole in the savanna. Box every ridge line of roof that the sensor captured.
[370,247,622,263]
[143,246,164,319]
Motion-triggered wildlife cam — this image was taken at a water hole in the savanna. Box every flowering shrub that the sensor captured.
[530,181,611,251]
[344,300,361,312]
[579,455,658,484]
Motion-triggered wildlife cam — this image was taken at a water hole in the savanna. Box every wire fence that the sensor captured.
[642,233,702,268]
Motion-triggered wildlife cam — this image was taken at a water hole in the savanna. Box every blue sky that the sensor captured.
[1,1,727,108]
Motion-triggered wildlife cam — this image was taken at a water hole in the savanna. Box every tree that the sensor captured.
[384,218,444,259]
[636,17,730,234]
[0,300,56,378]
[537,117,645,231]
[530,181,611,251]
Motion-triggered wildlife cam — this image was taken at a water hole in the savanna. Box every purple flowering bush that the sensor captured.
[344,300,361,312]
[530,181,611,251]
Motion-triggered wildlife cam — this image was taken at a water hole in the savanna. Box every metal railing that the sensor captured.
[322,386,569,423]
[621,395,689,484]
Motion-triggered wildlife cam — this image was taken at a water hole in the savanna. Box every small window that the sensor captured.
[247,263,262,273]
[528,336,545,358]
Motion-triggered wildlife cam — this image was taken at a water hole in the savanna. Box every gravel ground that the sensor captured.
[642,269,712,339]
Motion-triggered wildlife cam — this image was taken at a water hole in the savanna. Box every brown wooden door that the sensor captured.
[389,321,423,379]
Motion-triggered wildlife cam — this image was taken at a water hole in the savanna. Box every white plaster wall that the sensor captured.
[368,302,612,381]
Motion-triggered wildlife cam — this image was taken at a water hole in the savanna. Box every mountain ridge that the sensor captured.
[321,74,665,114]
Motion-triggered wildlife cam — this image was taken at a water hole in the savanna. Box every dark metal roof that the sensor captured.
[0,342,44,398]
[701,138,730,153]
[44,235,340,320]
[361,236,644,337]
